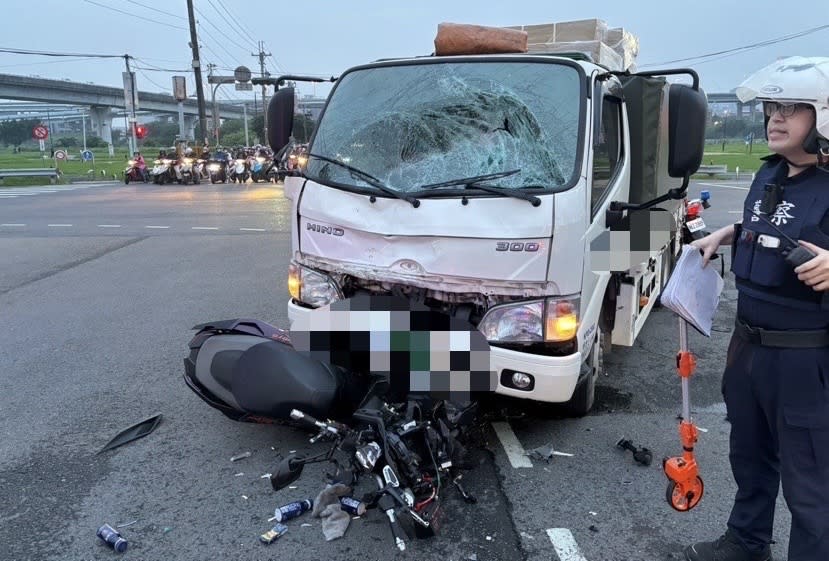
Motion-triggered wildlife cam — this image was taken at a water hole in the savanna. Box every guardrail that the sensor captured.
[0,168,61,184]
[694,164,728,177]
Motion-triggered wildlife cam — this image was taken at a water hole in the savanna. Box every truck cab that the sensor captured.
[268,51,706,415]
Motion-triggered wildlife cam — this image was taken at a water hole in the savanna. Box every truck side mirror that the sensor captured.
[267,87,295,154]
[667,84,707,177]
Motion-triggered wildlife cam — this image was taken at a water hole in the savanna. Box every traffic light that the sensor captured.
[134,124,148,139]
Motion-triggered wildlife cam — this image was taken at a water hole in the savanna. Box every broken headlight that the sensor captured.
[288,262,342,307]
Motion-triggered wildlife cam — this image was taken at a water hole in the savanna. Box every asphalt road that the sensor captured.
[0,179,794,561]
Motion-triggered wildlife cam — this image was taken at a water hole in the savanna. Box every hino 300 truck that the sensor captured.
[263,35,707,415]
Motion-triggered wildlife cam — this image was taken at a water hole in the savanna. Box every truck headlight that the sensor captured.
[478,296,580,343]
[478,301,544,342]
[288,263,341,307]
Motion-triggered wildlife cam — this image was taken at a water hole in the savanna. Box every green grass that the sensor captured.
[0,147,167,186]
[699,141,771,173]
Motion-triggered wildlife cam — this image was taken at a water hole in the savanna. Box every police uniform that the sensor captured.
[725,155,829,560]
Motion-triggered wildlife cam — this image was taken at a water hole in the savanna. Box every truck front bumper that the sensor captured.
[287,299,582,404]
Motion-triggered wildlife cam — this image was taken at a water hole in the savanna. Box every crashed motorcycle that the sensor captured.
[183,308,487,551]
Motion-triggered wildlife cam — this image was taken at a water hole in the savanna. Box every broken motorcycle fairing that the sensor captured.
[183,318,368,423]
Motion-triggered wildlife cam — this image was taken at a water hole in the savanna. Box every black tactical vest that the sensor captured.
[732,158,829,325]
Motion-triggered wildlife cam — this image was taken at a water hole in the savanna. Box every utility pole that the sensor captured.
[186,0,208,147]
[252,41,271,140]
[123,55,138,155]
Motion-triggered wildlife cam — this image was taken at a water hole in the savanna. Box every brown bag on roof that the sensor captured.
[434,23,528,56]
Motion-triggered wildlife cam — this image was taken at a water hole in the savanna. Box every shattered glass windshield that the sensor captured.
[306,61,583,194]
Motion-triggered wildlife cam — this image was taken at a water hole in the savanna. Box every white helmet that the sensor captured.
[735,56,829,153]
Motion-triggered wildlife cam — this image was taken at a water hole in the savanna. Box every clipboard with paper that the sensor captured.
[660,245,725,336]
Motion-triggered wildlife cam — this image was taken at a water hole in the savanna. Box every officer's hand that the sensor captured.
[794,240,829,291]
[690,233,721,267]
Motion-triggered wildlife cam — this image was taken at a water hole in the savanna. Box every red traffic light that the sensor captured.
[134,124,148,139]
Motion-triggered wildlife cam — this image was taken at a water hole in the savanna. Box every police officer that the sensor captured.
[685,56,829,561]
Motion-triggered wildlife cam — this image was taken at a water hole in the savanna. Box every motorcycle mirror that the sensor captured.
[270,454,305,491]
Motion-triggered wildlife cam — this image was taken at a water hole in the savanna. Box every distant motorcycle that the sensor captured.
[150,158,175,185]
[228,158,249,183]
[179,157,199,185]
[207,159,227,183]
[124,160,147,184]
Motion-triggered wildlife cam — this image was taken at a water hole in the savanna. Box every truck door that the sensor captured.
[582,77,626,350]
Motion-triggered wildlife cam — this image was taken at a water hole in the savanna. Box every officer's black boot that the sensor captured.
[684,529,772,561]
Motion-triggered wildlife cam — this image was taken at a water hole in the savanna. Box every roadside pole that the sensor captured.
[243,102,249,146]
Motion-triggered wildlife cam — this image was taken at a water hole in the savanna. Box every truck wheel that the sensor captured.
[564,332,601,417]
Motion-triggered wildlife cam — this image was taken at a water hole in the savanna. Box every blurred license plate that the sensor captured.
[687,218,706,232]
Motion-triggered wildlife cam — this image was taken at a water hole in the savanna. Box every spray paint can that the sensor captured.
[339,496,367,516]
[273,499,313,522]
[96,524,128,553]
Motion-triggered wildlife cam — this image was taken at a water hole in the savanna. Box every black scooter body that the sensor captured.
[183,319,365,423]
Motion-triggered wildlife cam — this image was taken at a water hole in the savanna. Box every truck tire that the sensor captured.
[564,331,601,417]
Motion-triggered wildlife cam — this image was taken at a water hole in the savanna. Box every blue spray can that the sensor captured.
[97,524,128,553]
[273,499,313,522]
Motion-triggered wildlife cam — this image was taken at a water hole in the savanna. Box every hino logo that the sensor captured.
[307,222,344,236]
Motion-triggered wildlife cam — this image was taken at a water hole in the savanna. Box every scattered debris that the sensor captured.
[231,451,252,462]
[289,486,298,490]
[301,523,313,527]
[242,495,249,500]
[163,527,173,534]
[289,450,296,454]
[527,444,574,462]
[115,520,138,529]
[520,531,534,540]
[234,472,244,477]
[259,523,288,544]
[589,511,597,516]
[97,524,128,552]
[98,413,163,454]
[260,474,272,479]
[468,553,478,561]
[616,438,653,466]
[486,535,492,541]
[589,525,599,533]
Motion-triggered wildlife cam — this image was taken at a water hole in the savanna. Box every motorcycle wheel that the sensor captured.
[124,176,130,185]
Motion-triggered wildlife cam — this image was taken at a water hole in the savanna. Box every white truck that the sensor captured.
[263,41,707,415]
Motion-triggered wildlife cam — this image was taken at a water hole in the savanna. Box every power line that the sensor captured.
[0,46,123,58]
[0,57,93,68]
[194,6,254,55]
[119,0,185,20]
[210,0,259,48]
[641,22,829,68]
[197,23,239,68]
[81,0,187,30]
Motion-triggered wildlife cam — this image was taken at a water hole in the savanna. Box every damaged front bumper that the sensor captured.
[287,298,582,404]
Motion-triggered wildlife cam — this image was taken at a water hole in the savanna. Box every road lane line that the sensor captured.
[697,182,749,191]
[1,223,26,226]
[47,224,73,227]
[145,226,170,229]
[547,529,588,561]
[192,227,219,230]
[491,421,533,468]
[240,228,266,232]
[97,225,121,228]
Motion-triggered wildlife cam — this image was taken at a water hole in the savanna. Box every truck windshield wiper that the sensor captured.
[417,170,541,206]
[306,153,420,208]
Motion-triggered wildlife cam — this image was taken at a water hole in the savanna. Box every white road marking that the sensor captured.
[491,421,533,468]
[97,224,121,228]
[239,228,266,232]
[1,223,26,226]
[192,227,219,230]
[697,182,750,191]
[145,225,170,229]
[547,529,588,561]
[47,224,73,227]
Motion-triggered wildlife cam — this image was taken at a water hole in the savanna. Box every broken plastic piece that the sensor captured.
[116,520,138,529]
[231,451,252,462]
[527,444,574,462]
[98,413,162,454]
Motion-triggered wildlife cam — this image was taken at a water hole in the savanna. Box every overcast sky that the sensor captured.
[1,0,825,103]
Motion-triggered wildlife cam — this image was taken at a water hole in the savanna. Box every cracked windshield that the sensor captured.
[306,61,582,193]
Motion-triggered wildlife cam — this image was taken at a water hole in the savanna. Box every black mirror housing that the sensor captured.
[667,84,707,177]
[270,454,304,491]
[268,87,295,154]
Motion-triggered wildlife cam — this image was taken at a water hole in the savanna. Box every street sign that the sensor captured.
[54,149,67,161]
[172,76,187,101]
[123,71,139,112]
[235,82,253,91]
[234,65,252,83]
[32,125,49,140]
[81,150,94,162]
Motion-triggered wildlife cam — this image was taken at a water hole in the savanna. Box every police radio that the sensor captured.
[745,208,817,267]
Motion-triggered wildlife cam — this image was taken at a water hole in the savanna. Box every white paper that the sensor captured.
[660,245,724,337]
